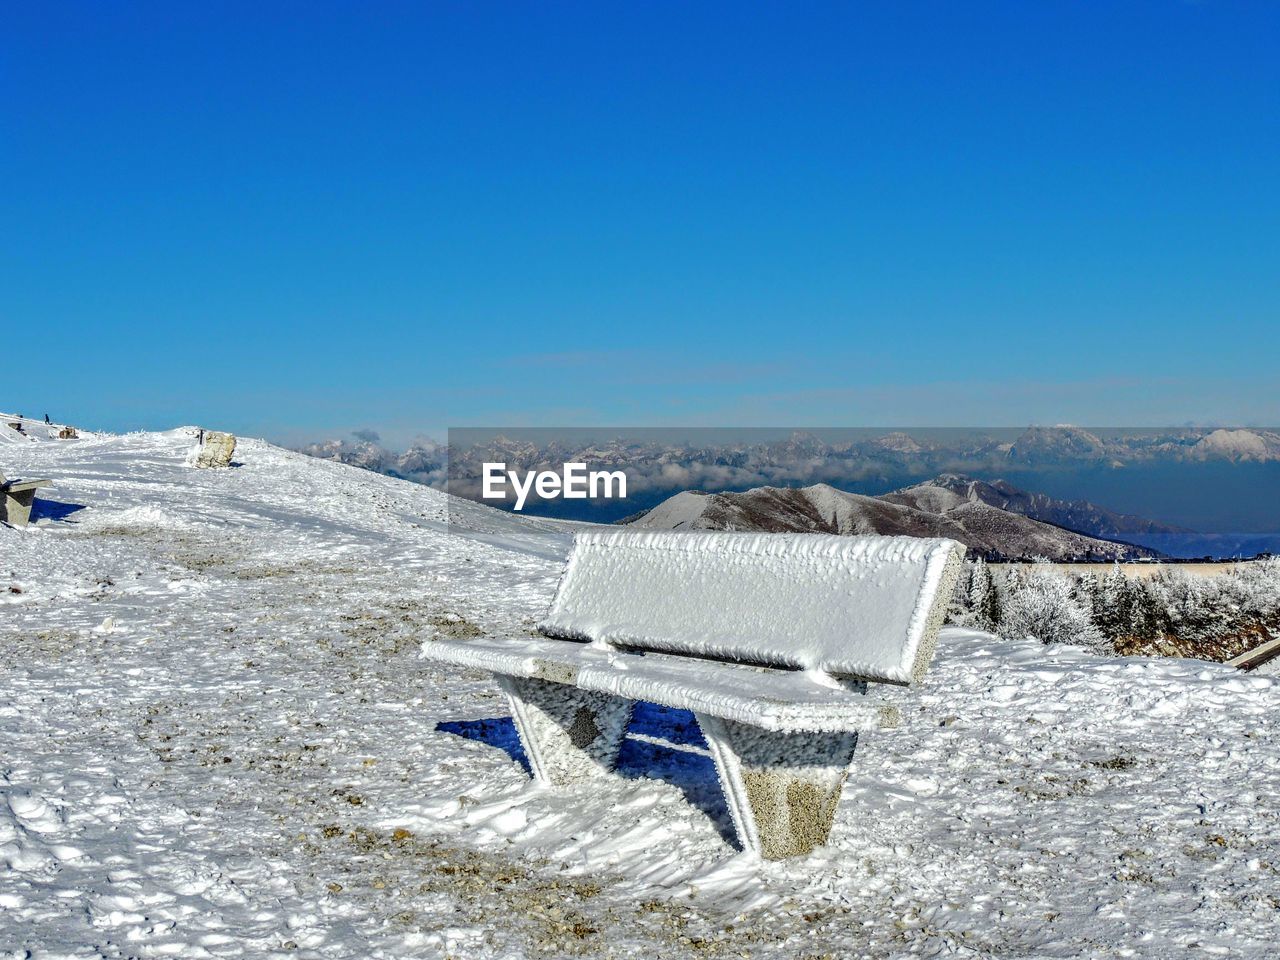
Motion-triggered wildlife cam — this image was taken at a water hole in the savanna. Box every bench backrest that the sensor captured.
[538,531,965,684]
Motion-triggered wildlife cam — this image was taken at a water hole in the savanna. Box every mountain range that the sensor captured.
[293,426,1280,557]
[622,475,1166,561]
[298,436,447,484]
[299,426,1280,492]
[894,474,1188,539]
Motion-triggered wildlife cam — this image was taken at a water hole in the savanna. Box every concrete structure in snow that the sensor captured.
[0,469,53,527]
[425,530,965,860]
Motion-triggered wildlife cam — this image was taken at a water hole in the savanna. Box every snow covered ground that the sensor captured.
[3,429,1279,958]
[1,414,98,445]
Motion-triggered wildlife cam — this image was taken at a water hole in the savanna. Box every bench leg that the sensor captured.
[695,715,859,860]
[1,490,36,527]
[496,676,634,787]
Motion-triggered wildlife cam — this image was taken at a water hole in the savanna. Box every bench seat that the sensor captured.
[425,635,903,733]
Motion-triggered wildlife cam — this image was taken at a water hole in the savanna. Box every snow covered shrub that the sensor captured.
[1144,569,1225,643]
[953,558,1279,661]
[997,566,1108,651]
[1225,556,1280,622]
[947,558,1003,630]
[1102,560,1280,660]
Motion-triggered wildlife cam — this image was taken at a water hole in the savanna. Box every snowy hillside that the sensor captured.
[885,473,1187,538]
[4,430,1280,957]
[1,412,99,445]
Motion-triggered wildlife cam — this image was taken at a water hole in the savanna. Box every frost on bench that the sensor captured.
[540,531,962,683]
[424,531,965,861]
[496,676,634,786]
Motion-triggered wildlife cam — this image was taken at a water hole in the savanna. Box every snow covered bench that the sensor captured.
[424,530,964,860]
[0,469,52,527]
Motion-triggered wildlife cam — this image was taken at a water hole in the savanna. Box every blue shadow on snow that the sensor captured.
[435,701,737,847]
[31,498,88,523]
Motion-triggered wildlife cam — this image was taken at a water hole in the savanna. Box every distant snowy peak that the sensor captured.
[1004,425,1115,464]
[626,481,1161,561]
[299,438,391,471]
[296,437,446,481]
[872,431,926,454]
[1188,428,1280,463]
[1001,426,1280,465]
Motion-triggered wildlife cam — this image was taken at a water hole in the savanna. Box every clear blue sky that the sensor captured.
[3,2,1277,445]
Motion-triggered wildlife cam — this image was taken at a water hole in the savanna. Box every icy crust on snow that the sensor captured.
[539,530,965,683]
[424,636,902,732]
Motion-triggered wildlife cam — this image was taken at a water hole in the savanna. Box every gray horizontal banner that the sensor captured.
[440,426,1280,559]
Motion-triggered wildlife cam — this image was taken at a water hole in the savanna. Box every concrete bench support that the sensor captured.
[498,676,635,786]
[697,715,859,860]
[0,473,53,527]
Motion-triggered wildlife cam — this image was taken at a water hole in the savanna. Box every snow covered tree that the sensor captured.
[1001,563,1026,597]
[946,558,1003,629]
[1075,571,1100,623]
[1124,577,1163,642]
[1093,565,1134,640]
[997,567,1108,651]
[947,562,974,625]
[967,557,1001,631]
